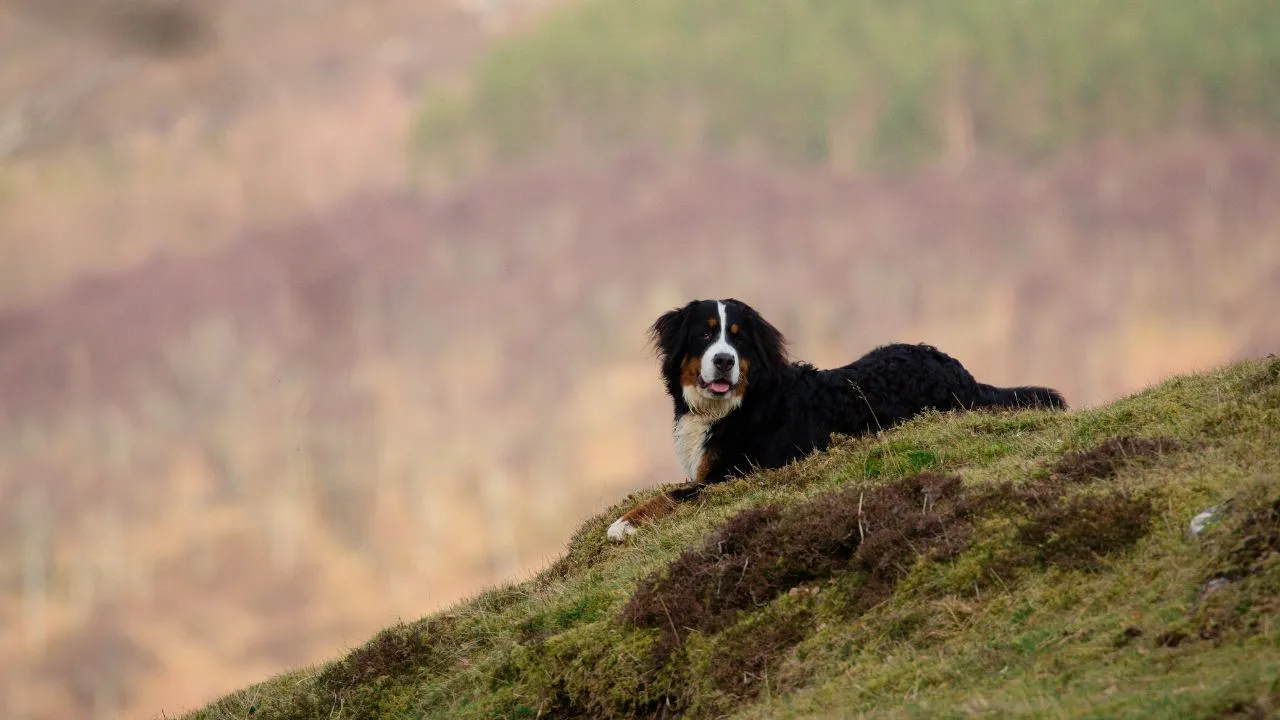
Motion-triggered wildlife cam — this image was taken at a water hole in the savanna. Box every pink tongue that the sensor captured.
[709,380,731,393]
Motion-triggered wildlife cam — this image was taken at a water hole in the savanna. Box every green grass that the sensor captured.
[413,0,1280,176]
[186,355,1280,719]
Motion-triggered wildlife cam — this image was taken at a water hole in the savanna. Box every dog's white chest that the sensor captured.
[673,414,711,482]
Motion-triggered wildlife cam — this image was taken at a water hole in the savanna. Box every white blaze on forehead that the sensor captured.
[681,300,745,418]
[700,300,740,385]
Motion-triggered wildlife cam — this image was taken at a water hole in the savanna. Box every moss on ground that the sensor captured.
[186,355,1280,719]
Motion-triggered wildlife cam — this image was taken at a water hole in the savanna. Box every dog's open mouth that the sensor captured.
[698,377,734,396]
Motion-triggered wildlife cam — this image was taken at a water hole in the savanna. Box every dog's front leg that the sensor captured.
[605,483,703,541]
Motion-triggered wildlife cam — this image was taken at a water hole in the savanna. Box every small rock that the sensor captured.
[1189,505,1223,538]
[1198,576,1231,600]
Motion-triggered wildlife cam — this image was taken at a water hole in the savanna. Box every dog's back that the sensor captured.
[747,343,1060,463]
[833,342,1065,419]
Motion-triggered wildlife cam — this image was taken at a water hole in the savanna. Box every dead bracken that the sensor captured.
[1017,491,1154,571]
[1048,435,1185,484]
[620,472,985,655]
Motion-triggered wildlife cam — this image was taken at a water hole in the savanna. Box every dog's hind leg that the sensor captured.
[976,383,1068,410]
[605,483,703,541]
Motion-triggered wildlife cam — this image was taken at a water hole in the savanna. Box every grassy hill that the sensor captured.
[413,0,1280,176]
[186,355,1280,719]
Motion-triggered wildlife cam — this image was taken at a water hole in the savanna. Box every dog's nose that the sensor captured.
[713,353,735,372]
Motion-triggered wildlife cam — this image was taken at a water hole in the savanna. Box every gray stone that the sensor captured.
[1188,505,1223,538]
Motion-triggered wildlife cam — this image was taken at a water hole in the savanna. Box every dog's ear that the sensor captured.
[648,302,695,375]
[735,301,788,380]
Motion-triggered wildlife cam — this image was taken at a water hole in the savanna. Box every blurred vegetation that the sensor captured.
[414,0,1280,174]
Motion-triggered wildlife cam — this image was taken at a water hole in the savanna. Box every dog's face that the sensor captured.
[649,299,788,416]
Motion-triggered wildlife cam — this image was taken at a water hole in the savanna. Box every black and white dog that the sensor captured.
[606,298,1066,541]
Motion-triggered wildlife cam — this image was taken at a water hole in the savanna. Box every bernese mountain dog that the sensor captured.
[606,298,1067,541]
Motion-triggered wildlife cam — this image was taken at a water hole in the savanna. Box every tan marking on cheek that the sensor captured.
[733,357,750,398]
[620,493,679,526]
[681,354,701,388]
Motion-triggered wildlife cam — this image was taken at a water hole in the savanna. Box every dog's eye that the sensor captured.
[700,330,713,341]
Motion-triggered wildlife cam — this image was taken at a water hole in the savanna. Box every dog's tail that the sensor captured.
[976,384,1068,410]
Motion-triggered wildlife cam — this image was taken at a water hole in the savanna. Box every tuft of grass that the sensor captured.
[413,0,1280,177]
[186,357,1280,719]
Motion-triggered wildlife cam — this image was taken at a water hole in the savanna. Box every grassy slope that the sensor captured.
[188,356,1280,719]
[413,0,1280,174]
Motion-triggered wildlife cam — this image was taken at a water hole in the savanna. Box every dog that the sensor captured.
[606,298,1067,541]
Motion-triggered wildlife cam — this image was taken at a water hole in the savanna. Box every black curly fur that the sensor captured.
[654,298,1066,496]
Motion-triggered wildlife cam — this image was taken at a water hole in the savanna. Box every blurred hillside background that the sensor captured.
[2,1,1279,717]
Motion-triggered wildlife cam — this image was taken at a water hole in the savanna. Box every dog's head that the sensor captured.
[649,299,788,416]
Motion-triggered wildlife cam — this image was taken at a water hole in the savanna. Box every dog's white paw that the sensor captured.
[606,517,636,542]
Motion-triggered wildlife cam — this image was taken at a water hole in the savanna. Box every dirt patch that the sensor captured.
[1017,491,1154,571]
[1048,436,1185,484]
[620,473,984,656]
